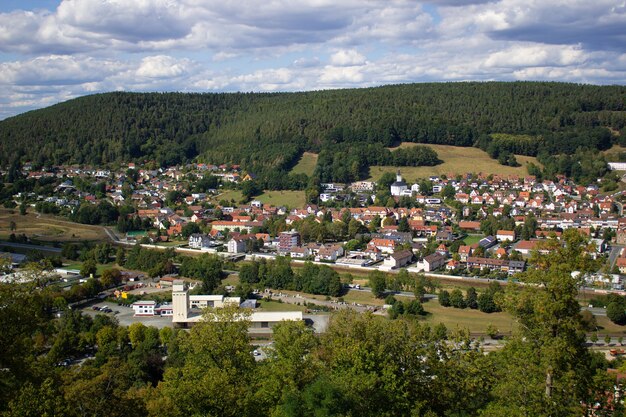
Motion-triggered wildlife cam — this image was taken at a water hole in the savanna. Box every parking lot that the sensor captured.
[82,302,174,328]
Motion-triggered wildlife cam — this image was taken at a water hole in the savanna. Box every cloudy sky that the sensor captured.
[0,0,625,119]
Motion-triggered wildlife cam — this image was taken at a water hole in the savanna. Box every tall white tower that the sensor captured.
[172,279,189,323]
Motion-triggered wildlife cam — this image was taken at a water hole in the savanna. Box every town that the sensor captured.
[4,160,626,290]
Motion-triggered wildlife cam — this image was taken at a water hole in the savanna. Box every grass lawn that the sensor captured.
[65,262,111,276]
[343,289,385,306]
[291,152,318,176]
[222,274,240,286]
[595,315,626,335]
[0,208,108,243]
[259,299,307,312]
[216,189,245,204]
[257,190,306,208]
[463,235,483,246]
[421,301,516,335]
[368,144,541,181]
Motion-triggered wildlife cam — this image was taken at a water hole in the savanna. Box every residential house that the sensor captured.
[458,245,473,262]
[227,237,246,254]
[496,230,516,242]
[383,250,414,269]
[188,233,213,250]
[422,252,446,272]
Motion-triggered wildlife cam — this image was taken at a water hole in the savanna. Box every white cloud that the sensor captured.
[329,50,367,66]
[484,44,586,68]
[1,0,626,119]
[136,55,190,78]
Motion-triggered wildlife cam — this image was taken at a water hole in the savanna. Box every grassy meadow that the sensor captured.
[0,208,108,243]
[368,143,541,181]
[290,152,318,176]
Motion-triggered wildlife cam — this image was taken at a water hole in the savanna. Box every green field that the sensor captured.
[257,190,306,208]
[0,208,109,243]
[463,235,483,245]
[65,262,110,276]
[421,301,516,335]
[213,189,305,208]
[291,152,318,176]
[215,189,245,204]
[368,144,541,181]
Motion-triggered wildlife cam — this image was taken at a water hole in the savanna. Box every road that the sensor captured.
[607,244,624,271]
[0,240,61,253]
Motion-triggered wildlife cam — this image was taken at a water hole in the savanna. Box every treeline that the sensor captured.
[1,82,624,186]
[239,257,342,297]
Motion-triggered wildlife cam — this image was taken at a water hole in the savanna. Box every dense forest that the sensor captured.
[1,82,625,185]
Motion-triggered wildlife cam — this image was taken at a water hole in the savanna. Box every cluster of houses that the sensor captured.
[9,161,626,280]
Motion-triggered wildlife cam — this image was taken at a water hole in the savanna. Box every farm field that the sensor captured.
[256,190,306,208]
[0,208,108,243]
[368,144,541,181]
[290,152,318,176]
[214,189,305,208]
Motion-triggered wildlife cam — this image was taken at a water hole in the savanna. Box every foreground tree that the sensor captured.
[482,230,605,416]
[149,307,257,417]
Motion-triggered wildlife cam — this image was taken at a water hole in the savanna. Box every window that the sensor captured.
[261,322,269,328]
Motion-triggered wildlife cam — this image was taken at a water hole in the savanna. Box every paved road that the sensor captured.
[608,244,624,271]
[0,241,61,253]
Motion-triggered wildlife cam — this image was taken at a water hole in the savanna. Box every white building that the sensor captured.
[227,237,246,253]
[189,233,215,250]
[131,300,156,316]
[171,280,302,330]
[390,171,408,196]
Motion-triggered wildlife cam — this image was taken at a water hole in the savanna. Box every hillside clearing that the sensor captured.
[0,209,108,243]
[370,144,541,181]
[256,191,306,208]
[291,152,318,176]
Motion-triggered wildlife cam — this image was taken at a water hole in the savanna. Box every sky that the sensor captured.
[0,0,625,120]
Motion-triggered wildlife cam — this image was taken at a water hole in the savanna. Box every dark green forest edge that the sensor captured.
[1,82,625,187]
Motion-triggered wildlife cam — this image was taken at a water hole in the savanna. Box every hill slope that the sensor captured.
[1,82,624,185]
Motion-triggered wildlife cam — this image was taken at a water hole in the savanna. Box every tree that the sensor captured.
[465,287,478,309]
[449,289,466,309]
[241,180,262,201]
[439,289,450,307]
[398,216,410,233]
[406,299,424,316]
[607,301,626,325]
[61,243,80,260]
[116,246,125,266]
[80,259,97,278]
[239,262,260,284]
[604,334,612,346]
[486,323,499,339]
[150,307,256,417]
[484,230,599,416]
[100,268,122,288]
[181,222,201,238]
[368,271,386,298]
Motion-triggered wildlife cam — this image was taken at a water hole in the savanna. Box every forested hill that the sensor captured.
[1,82,625,185]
